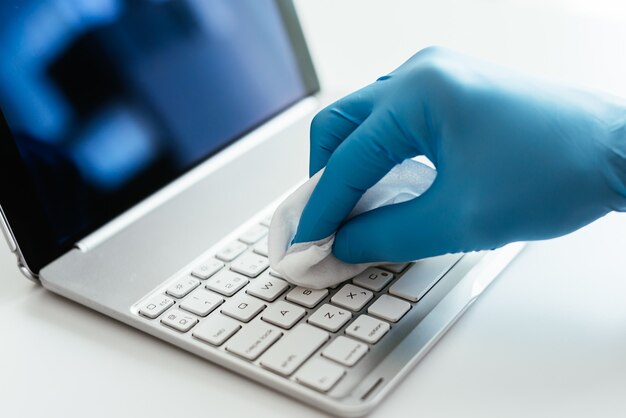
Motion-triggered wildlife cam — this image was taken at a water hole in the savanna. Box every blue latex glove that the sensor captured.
[293,47,626,263]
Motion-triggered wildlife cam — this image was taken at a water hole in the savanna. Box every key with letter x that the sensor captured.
[331,284,373,311]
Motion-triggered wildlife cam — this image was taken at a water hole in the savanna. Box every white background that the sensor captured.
[3,1,626,417]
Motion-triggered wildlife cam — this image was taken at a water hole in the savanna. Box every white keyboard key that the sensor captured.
[260,323,329,376]
[253,237,269,257]
[331,284,373,311]
[221,295,266,323]
[308,304,352,332]
[216,241,247,262]
[226,320,283,360]
[296,357,345,392]
[381,263,410,273]
[352,267,395,292]
[139,294,174,319]
[161,308,199,333]
[322,336,368,366]
[205,270,248,296]
[191,258,224,279]
[180,288,224,317]
[193,314,241,346]
[230,253,269,278]
[388,254,462,302]
[246,273,289,301]
[166,276,201,298]
[286,287,328,308]
[239,225,268,245]
[367,294,411,322]
[262,301,305,329]
[260,214,273,227]
[345,315,390,344]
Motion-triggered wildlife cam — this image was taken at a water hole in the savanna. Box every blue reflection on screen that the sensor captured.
[0,0,307,245]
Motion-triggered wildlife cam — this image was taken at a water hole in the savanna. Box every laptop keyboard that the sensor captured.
[135,214,462,393]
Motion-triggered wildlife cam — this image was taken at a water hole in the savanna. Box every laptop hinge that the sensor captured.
[76,97,318,252]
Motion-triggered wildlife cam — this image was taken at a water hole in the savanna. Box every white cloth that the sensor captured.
[268,159,436,289]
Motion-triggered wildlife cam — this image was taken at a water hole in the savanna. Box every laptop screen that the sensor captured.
[0,0,318,271]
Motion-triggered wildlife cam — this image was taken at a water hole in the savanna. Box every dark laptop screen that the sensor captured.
[0,0,317,262]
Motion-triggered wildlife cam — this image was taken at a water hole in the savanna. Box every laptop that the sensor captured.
[0,1,523,416]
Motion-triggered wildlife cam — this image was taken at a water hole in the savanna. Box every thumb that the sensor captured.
[332,179,479,263]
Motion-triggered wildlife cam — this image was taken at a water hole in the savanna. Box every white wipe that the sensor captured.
[268,159,436,289]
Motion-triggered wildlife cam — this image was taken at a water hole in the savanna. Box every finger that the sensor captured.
[309,85,378,176]
[294,111,422,243]
[332,179,475,263]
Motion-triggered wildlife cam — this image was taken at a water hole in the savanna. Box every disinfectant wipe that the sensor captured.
[268,159,436,289]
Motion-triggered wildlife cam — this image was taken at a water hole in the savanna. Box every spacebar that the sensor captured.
[388,254,463,302]
[260,324,329,376]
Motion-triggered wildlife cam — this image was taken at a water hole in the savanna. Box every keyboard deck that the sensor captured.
[134,213,462,394]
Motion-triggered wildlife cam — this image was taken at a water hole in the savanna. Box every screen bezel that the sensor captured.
[0,0,319,275]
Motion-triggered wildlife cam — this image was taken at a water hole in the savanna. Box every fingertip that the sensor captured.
[332,215,383,263]
[291,227,307,244]
[332,227,362,264]
[308,164,323,178]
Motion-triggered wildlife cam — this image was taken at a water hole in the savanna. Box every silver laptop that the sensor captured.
[0,1,523,416]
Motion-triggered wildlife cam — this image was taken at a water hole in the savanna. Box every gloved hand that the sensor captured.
[293,47,626,263]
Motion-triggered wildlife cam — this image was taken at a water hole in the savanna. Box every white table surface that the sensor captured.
[3,1,626,417]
